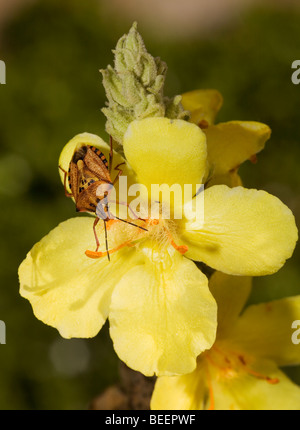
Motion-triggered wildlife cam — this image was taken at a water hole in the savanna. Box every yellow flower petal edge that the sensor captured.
[59,133,108,194]
[208,272,252,339]
[204,121,271,176]
[181,185,298,276]
[58,133,137,208]
[109,247,217,376]
[229,296,300,367]
[123,117,207,198]
[181,89,223,126]
[18,217,139,338]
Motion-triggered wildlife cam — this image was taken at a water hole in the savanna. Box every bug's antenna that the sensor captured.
[104,220,110,261]
[113,216,148,232]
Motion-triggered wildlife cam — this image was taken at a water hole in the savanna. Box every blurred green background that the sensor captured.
[0,0,299,410]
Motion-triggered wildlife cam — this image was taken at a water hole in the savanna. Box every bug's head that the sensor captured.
[72,145,88,163]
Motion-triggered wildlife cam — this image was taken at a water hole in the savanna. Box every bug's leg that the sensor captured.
[92,203,111,260]
[109,135,113,174]
[110,161,145,221]
[93,217,100,252]
[58,165,73,198]
[103,220,110,261]
[112,162,126,186]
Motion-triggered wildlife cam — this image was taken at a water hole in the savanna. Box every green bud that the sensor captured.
[101,22,189,145]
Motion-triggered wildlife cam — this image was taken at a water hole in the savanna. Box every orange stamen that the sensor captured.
[85,240,134,259]
[204,362,215,411]
[246,368,279,385]
[207,380,215,410]
[170,240,189,255]
[237,353,279,384]
[163,227,189,255]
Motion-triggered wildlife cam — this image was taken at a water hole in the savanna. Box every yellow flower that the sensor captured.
[19,117,297,377]
[181,89,271,187]
[19,125,217,377]
[151,272,300,410]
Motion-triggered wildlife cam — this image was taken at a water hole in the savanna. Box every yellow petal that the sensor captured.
[109,247,217,376]
[204,121,271,176]
[123,117,207,202]
[58,132,137,202]
[181,89,223,126]
[209,272,252,339]
[151,362,206,410]
[212,358,300,410]
[181,185,298,276]
[229,296,300,367]
[18,217,137,338]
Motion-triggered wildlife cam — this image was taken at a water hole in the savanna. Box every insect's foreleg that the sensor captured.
[93,217,100,252]
[103,220,110,261]
[58,165,73,198]
[112,162,125,185]
[109,136,113,174]
[95,199,111,261]
[91,214,110,261]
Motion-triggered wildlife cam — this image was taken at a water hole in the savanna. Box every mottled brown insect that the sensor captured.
[59,137,146,260]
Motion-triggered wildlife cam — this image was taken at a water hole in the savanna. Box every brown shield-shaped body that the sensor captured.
[68,145,112,214]
[62,141,147,260]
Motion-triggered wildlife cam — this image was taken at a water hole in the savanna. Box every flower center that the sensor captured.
[204,343,279,410]
[85,216,188,259]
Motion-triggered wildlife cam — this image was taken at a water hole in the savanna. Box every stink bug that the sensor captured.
[59,137,146,260]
